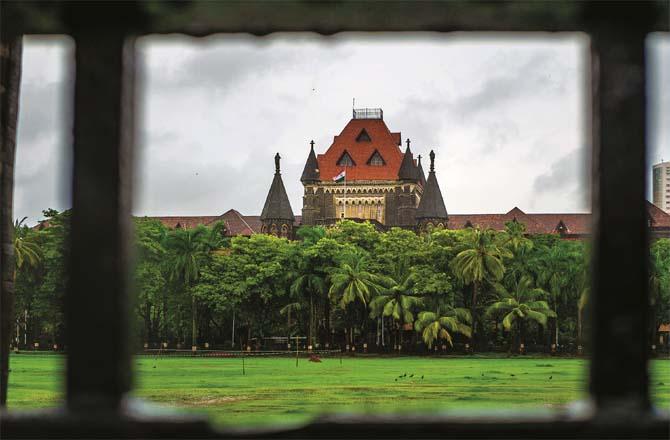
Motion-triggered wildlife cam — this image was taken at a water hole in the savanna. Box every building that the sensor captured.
[135,109,670,240]
[652,161,670,214]
[300,108,446,230]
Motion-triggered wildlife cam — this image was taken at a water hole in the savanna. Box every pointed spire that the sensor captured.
[416,149,448,220]
[301,140,320,183]
[398,139,420,182]
[417,154,426,186]
[261,153,295,222]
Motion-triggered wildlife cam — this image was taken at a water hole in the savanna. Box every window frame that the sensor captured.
[1,1,669,438]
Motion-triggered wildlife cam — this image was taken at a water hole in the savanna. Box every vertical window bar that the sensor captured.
[589,4,651,411]
[66,31,135,411]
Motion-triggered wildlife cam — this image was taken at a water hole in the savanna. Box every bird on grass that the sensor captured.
[549,376,552,380]
[409,374,414,378]
[421,375,424,380]
[510,374,515,377]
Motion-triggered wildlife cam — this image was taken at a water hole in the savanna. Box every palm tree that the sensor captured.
[535,244,573,349]
[451,228,511,349]
[329,252,387,345]
[329,253,386,309]
[368,259,422,348]
[577,286,588,352]
[414,305,471,349]
[13,217,41,275]
[501,220,533,256]
[290,271,325,347]
[164,225,222,347]
[485,275,556,352]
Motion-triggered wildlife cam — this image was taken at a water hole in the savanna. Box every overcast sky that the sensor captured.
[14,33,670,224]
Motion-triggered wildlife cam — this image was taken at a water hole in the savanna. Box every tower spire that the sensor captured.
[261,153,295,238]
[301,140,320,183]
[398,140,420,182]
[416,149,448,230]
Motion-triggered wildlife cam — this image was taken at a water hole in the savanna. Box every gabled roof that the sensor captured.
[416,151,448,219]
[301,141,320,183]
[398,143,421,182]
[316,118,404,181]
[647,201,670,228]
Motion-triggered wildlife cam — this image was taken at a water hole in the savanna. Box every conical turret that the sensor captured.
[301,140,320,183]
[398,138,421,182]
[416,150,448,230]
[261,153,295,238]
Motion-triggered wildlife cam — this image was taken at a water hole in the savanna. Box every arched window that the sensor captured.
[281,224,289,237]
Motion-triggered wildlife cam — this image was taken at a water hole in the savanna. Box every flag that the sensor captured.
[333,170,346,183]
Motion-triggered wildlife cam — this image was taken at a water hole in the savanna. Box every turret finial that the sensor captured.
[310,140,315,150]
[418,154,422,166]
[429,150,435,172]
[275,153,281,173]
[406,138,411,149]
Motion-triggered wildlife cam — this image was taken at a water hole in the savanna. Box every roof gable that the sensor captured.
[316,118,405,181]
[356,129,371,142]
[366,149,386,166]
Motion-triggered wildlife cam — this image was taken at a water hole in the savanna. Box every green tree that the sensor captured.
[13,217,41,274]
[368,259,422,348]
[486,275,556,352]
[451,227,511,349]
[164,223,225,347]
[329,252,386,345]
[414,305,471,349]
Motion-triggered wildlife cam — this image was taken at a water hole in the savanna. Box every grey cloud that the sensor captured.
[452,51,569,118]
[533,147,589,201]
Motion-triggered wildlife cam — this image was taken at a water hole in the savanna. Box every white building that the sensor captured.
[652,161,670,214]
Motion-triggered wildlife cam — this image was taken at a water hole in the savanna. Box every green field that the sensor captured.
[7,354,670,427]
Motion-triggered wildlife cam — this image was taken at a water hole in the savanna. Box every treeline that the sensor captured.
[12,209,670,353]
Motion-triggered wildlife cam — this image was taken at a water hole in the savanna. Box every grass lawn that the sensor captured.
[7,354,670,428]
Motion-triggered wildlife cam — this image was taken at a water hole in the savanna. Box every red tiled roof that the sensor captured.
[141,202,670,238]
[317,119,405,181]
[648,202,670,228]
[449,207,592,235]
[147,216,219,229]
[219,209,261,236]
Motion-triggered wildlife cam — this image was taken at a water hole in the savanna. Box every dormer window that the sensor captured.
[356,129,371,142]
[367,150,386,166]
[556,220,567,234]
[337,150,355,167]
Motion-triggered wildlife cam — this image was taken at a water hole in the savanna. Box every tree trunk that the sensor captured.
[309,293,314,347]
[577,307,583,351]
[0,35,23,407]
[324,300,331,343]
[191,294,196,347]
[470,281,478,351]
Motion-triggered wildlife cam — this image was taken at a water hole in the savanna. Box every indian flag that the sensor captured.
[333,170,346,183]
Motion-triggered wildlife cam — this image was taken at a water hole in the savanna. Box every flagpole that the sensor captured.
[343,165,347,219]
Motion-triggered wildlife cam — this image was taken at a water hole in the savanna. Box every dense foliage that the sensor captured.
[12,210,670,353]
